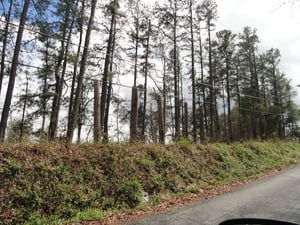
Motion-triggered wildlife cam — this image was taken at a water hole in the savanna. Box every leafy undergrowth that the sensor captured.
[0,140,300,225]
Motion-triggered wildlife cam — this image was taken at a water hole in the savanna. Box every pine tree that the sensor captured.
[238,27,260,139]
[198,0,218,142]
[100,0,119,141]
[216,29,236,142]
[67,0,98,142]
[67,0,86,139]
[0,0,13,94]
[156,0,182,139]
[48,0,81,140]
[0,0,30,141]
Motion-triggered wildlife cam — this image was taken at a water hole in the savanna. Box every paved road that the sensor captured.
[128,166,300,225]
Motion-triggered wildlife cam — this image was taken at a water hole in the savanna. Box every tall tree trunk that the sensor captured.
[252,48,260,138]
[0,0,13,94]
[130,86,139,143]
[133,16,139,87]
[20,73,29,141]
[235,63,244,140]
[279,102,284,139]
[100,0,117,139]
[221,79,227,142]
[94,80,101,142]
[271,64,283,139]
[249,47,259,139]
[41,38,50,137]
[0,0,30,141]
[48,2,73,140]
[68,0,85,128]
[225,57,233,142]
[162,52,167,140]
[141,20,151,141]
[49,34,73,139]
[66,0,98,143]
[213,72,220,141]
[189,0,197,143]
[260,65,267,139]
[183,102,189,138]
[173,0,180,138]
[157,94,165,144]
[103,18,117,142]
[77,91,85,143]
[199,104,205,142]
[207,22,214,141]
[199,28,208,136]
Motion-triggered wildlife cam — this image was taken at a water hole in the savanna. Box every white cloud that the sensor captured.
[216,0,300,104]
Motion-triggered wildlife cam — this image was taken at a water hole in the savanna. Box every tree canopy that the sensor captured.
[0,0,299,143]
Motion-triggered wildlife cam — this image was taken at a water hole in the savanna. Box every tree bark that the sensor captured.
[20,73,29,141]
[225,57,233,142]
[103,17,117,142]
[68,0,85,127]
[130,86,139,143]
[199,104,205,143]
[173,0,180,139]
[0,0,30,141]
[235,62,244,140]
[157,94,165,144]
[133,16,139,87]
[189,0,197,143]
[207,22,214,142]
[49,1,75,140]
[100,0,117,138]
[40,38,50,137]
[183,102,189,138]
[141,20,151,140]
[199,28,208,136]
[66,0,98,143]
[94,80,101,142]
[0,0,13,94]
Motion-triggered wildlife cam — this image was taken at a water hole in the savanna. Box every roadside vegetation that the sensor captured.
[1,140,300,224]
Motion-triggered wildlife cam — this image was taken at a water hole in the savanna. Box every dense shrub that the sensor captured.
[0,141,299,224]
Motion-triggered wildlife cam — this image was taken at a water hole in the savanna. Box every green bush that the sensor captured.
[1,141,300,224]
[3,157,22,176]
[71,208,103,222]
[115,177,142,208]
[148,174,165,194]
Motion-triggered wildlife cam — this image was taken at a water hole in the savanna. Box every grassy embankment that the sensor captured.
[1,140,300,224]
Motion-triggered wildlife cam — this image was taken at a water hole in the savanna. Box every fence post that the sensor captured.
[130,86,138,143]
[157,94,165,144]
[94,80,101,142]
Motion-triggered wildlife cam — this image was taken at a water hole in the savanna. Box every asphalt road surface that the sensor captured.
[128,166,300,225]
